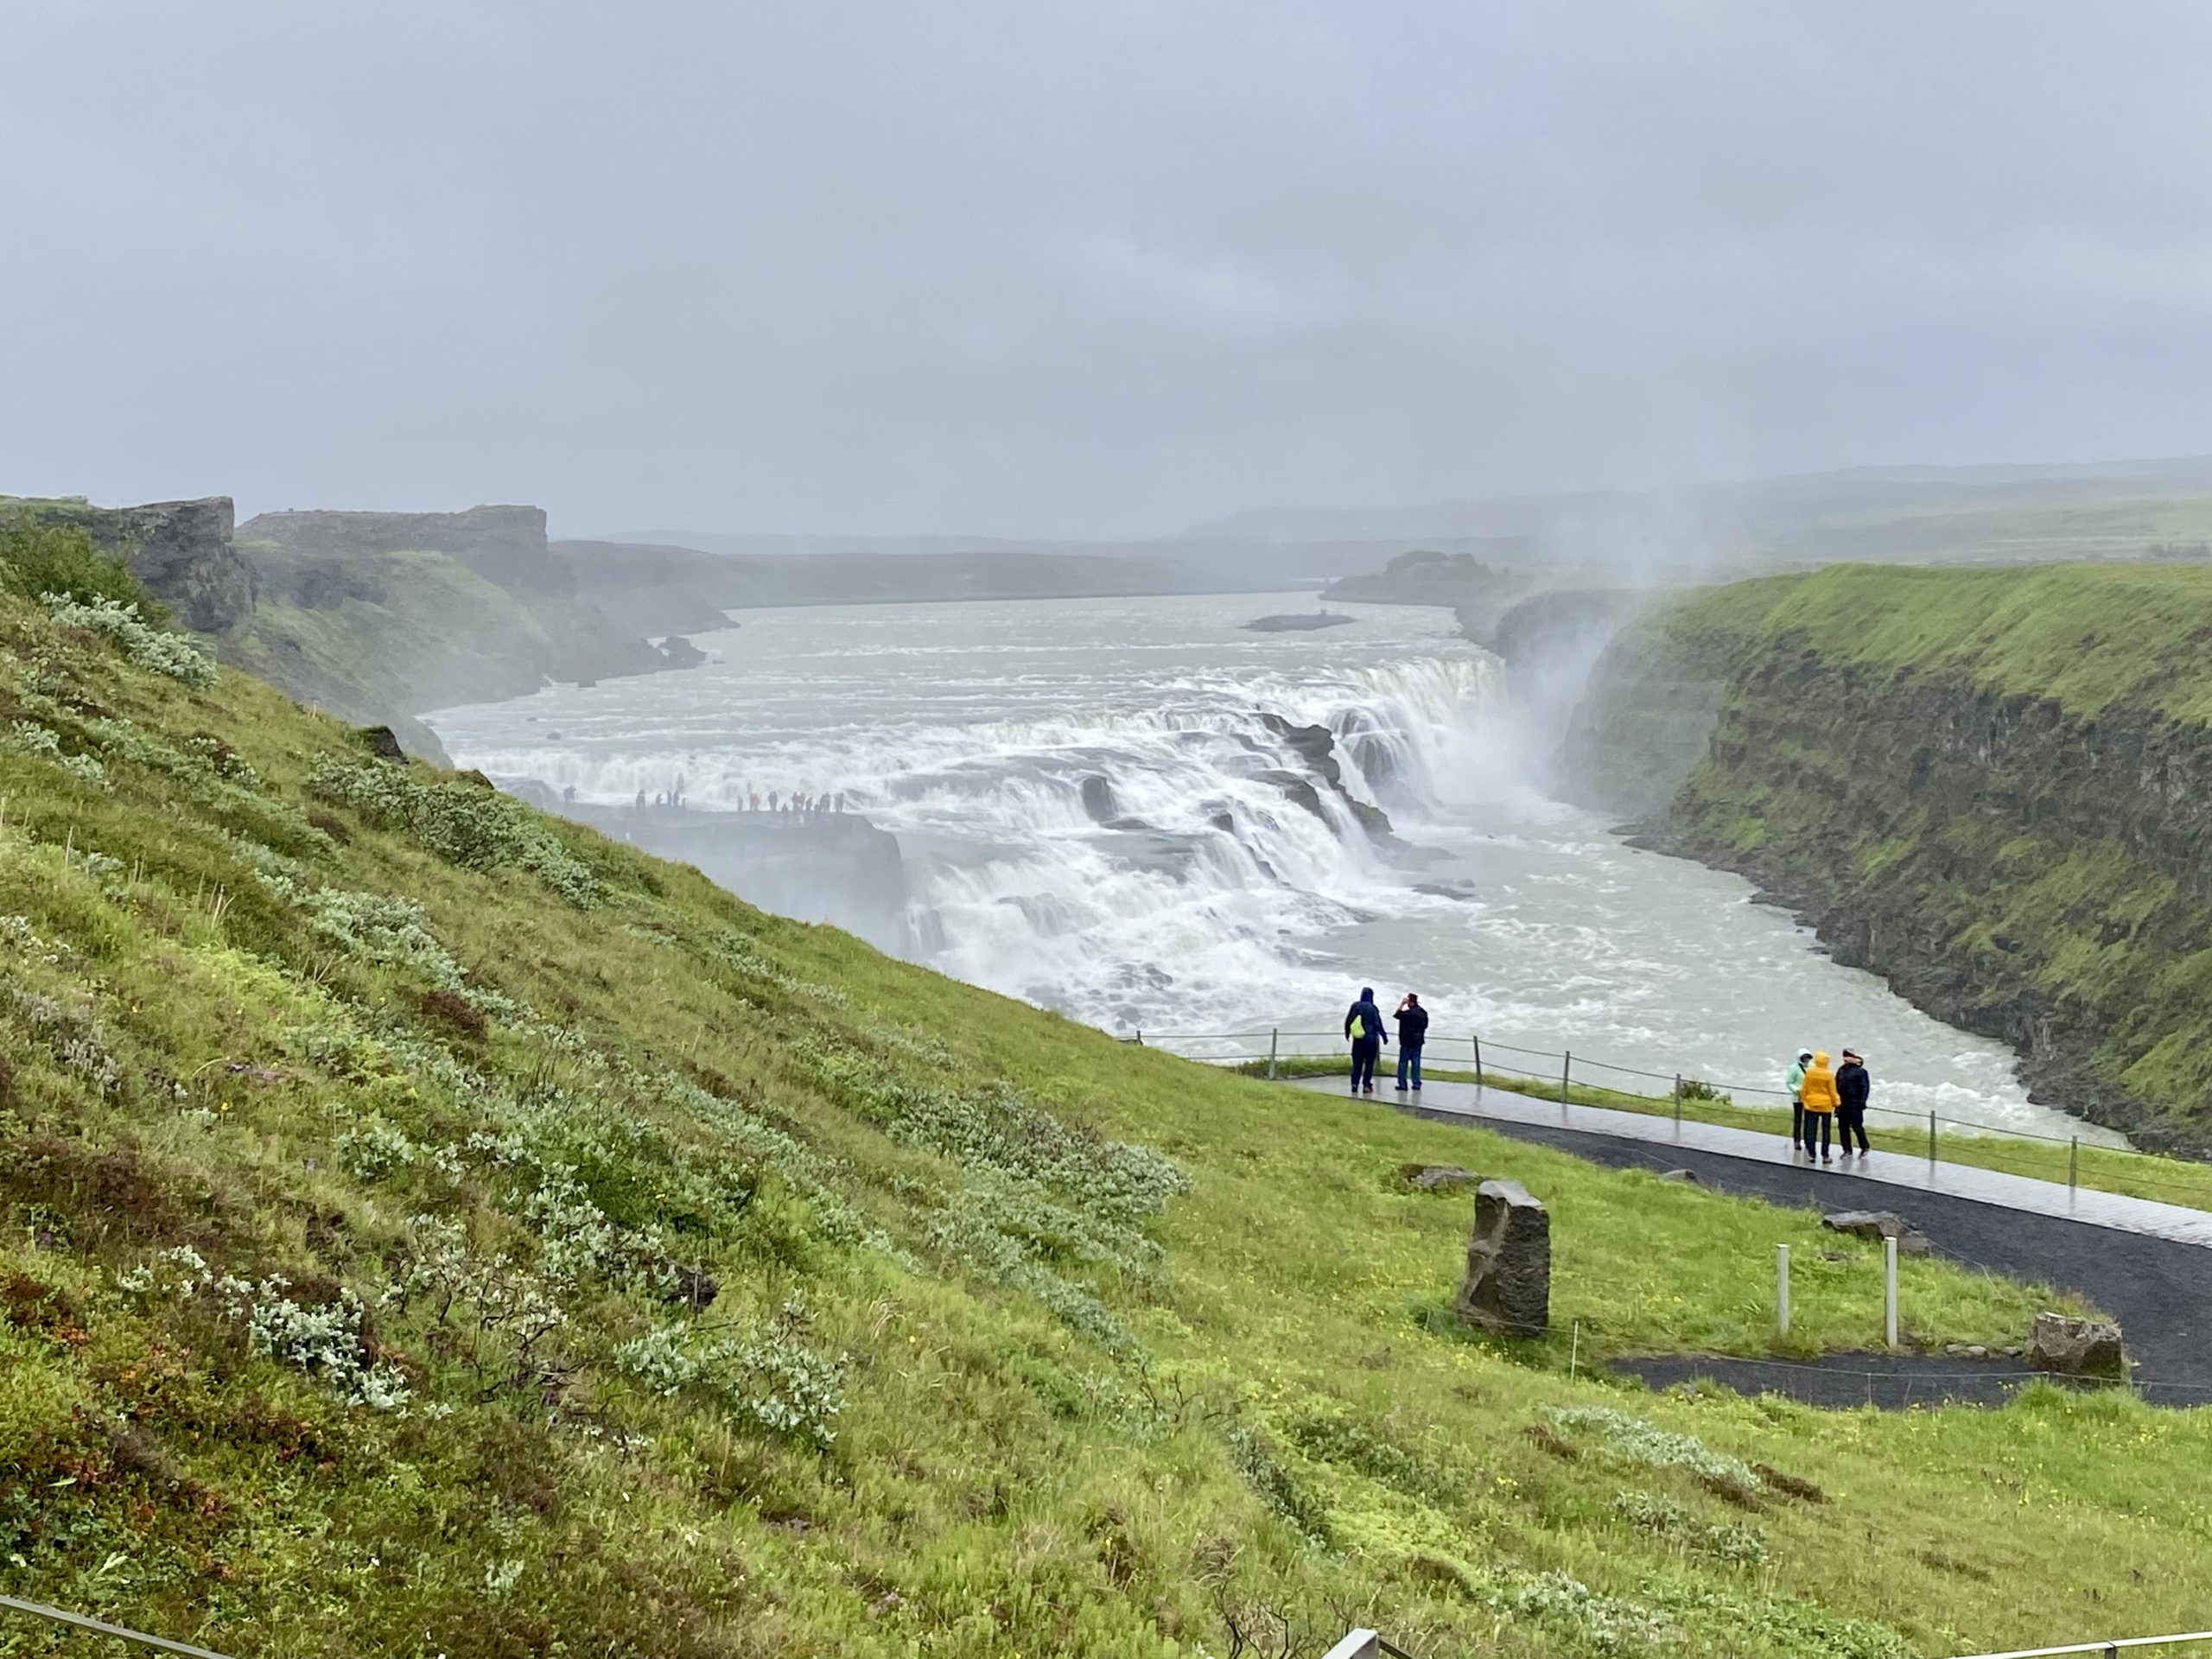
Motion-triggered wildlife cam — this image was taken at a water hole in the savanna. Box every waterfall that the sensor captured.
[439,650,1503,1033]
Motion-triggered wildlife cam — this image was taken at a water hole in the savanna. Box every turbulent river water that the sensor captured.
[428,591,2110,1141]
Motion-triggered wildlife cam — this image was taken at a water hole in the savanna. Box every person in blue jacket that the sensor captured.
[1344,987,1387,1095]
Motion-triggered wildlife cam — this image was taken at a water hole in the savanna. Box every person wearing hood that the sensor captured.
[1835,1049,1872,1155]
[1344,987,1387,1096]
[1785,1048,1813,1153]
[1798,1050,1840,1163]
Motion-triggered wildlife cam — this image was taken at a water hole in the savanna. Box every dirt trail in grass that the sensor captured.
[1300,1079,2212,1401]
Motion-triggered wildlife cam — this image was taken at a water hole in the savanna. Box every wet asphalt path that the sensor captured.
[1290,1077,2212,1404]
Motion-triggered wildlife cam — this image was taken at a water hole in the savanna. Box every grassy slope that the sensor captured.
[0,588,2203,1658]
[1747,562,2212,722]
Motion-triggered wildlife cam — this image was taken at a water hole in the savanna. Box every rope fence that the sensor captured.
[1121,1025,2212,1207]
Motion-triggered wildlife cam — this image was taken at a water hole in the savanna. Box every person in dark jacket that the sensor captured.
[1394,994,1430,1092]
[1835,1049,1872,1155]
[1344,987,1387,1096]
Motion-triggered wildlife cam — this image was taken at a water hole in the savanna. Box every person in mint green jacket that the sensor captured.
[1786,1048,1812,1153]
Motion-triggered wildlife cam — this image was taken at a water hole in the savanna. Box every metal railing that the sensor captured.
[0,1593,239,1659]
[1122,1025,2212,1207]
[1324,1630,1417,1659]
[1328,1618,2212,1659]
[1952,1634,2212,1658]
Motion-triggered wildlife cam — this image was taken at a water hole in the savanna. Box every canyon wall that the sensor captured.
[1564,563,2212,1150]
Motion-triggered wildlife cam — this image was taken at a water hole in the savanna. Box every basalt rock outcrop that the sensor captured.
[222,504,708,762]
[0,494,257,632]
[238,505,569,596]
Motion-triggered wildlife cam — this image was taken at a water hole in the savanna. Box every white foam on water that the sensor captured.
[428,591,2115,1143]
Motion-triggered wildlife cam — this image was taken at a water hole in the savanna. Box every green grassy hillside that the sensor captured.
[1734,562,2212,721]
[1,564,2208,1658]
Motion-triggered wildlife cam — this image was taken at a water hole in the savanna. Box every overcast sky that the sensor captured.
[6,2,2212,537]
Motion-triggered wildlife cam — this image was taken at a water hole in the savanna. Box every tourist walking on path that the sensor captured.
[1344,987,1386,1096]
[1394,993,1429,1092]
[1835,1049,1872,1155]
[1785,1048,1811,1152]
[1799,1050,1840,1163]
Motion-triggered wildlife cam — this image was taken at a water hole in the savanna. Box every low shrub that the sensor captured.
[40,593,216,687]
[307,757,598,906]
[0,520,147,608]
[1543,1407,1764,1491]
[615,1297,846,1450]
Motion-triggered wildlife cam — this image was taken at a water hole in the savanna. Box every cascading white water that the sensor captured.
[437,613,1501,1029]
[427,588,2111,1141]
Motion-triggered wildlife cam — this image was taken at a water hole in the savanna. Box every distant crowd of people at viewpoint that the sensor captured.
[1340,987,1878,1166]
[626,783,849,815]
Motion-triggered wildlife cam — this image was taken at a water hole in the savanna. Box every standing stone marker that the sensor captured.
[1456,1179,1550,1336]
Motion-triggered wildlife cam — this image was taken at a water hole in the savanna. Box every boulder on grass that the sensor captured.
[2029,1312,2126,1379]
[1401,1164,1479,1192]
[359,724,407,763]
[1455,1179,1549,1337]
[1821,1210,1931,1256]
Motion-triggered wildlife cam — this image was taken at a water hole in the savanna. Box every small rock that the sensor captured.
[1821,1210,1932,1255]
[359,724,406,763]
[1456,1180,1550,1337]
[1079,775,1121,823]
[2029,1312,2126,1378]
[1943,1343,1966,1356]
[658,633,707,668]
[1656,1169,1700,1185]
[1402,1164,1479,1192]
[664,1265,721,1310]
[1963,1344,1987,1359]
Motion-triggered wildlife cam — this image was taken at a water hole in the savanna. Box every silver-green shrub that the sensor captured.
[40,594,217,687]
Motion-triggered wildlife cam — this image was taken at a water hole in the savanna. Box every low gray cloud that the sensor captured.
[5,0,2209,536]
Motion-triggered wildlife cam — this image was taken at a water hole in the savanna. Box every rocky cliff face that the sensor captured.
[1555,590,1770,821]
[222,505,706,760]
[0,494,257,632]
[1561,566,2212,1151]
[238,505,569,596]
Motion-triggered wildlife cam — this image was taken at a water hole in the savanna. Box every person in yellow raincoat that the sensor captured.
[1798,1050,1840,1164]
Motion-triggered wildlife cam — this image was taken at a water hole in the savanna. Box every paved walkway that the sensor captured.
[1293,1075,2212,1249]
[1288,1072,2212,1397]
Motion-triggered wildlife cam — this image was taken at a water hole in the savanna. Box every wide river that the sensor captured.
[428,591,2112,1142]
